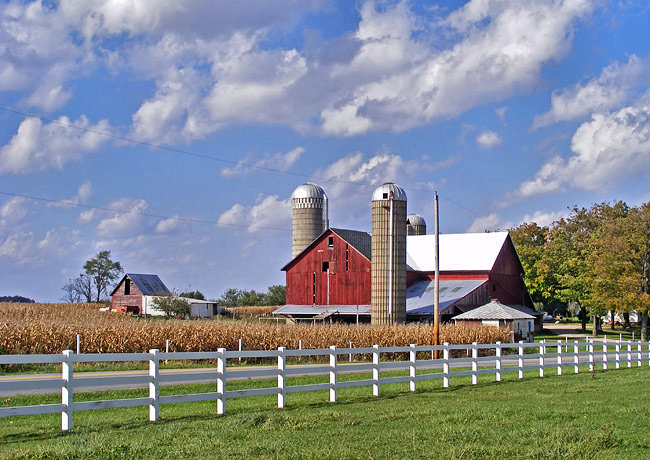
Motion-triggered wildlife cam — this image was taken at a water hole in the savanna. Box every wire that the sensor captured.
[0,105,484,218]
[0,191,291,232]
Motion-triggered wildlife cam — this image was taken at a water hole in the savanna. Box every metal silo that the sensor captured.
[291,183,329,259]
[371,183,407,325]
[407,213,427,235]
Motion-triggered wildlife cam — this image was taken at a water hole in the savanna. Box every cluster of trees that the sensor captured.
[62,251,123,303]
[510,201,650,339]
[218,285,285,307]
[0,296,35,303]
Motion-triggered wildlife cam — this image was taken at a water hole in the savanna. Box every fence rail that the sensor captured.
[1,338,649,431]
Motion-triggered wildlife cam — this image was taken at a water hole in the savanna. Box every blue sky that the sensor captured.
[1,0,649,302]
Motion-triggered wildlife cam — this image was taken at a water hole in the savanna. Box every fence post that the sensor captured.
[217,348,226,415]
[409,344,417,392]
[238,338,242,364]
[471,342,478,385]
[76,334,80,354]
[615,340,621,369]
[588,338,594,373]
[495,342,502,382]
[148,349,159,422]
[627,341,632,368]
[573,341,579,374]
[539,340,545,378]
[349,342,353,362]
[556,340,562,376]
[329,346,337,403]
[372,345,380,397]
[518,341,524,380]
[637,341,642,367]
[443,342,450,388]
[278,347,286,408]
[61,350,73,431]
[602,337,608,371]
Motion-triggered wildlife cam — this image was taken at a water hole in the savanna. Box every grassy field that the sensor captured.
[2,366,650,459]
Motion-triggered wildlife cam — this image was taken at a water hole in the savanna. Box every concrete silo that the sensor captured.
[371,183,407,325]
[291,183,329,259]
[407,213,427,235]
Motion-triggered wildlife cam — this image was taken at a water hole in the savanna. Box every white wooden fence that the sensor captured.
[1,338,648,431]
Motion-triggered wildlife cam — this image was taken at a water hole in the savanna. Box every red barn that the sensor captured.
[110,273,170,314]
[280,228,372,321]
[276,231,533,323]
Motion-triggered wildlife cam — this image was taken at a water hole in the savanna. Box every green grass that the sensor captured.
[2,365,650,459]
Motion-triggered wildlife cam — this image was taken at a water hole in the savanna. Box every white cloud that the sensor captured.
[532,55,650,129]
[476,130,502,149]
[155,216,183,234]
[78,209,96,224]
[321,0,593,135]
[96,198,148,238]
[467,213,502,233]
[49,181,93,209]
[221,147,305,178]
[217,195,291,233]
[520,94,650,196]
[520,210,567,227]
[0,196,28,227]
[0,117,111,174]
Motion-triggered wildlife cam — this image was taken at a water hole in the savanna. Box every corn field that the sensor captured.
[0,303,510,355]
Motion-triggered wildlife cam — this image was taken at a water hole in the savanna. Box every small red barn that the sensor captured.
[110,273,170,314]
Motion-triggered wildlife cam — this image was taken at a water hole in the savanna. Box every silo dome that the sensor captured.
[291,183,326,200]
[407,213,426,236]
[291,183,329,259]
[372,183,407,202]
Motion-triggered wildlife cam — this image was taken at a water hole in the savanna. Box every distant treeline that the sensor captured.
[0,296,35,303]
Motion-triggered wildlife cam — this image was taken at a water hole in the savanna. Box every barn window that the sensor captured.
[492,284,496,292]
[328,236,334,248]
[345,243,349,272]
[322,261,329,272]
[312,272,316,304]
[124,279,131,295]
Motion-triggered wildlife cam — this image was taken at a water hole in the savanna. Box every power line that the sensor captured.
[0,191,292,232]
[0,105,483,218]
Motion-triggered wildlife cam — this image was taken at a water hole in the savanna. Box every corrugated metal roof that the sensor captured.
[406,279,486,315]
[273,305,371,316]
[331,228,372,260]
[509,304,543,317]
[406,232,509,272]
[452,299,535,321]
[127,274,170,296]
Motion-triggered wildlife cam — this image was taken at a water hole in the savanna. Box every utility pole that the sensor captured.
[434,191,440,358]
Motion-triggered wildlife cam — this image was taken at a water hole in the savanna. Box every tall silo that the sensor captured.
[407,213,427,235]
[291,183,329,259]
[371,183,407,325]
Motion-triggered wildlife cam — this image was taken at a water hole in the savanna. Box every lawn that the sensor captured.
[2,365,650,459]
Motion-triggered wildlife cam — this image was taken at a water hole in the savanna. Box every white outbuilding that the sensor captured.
[452,299,536,341]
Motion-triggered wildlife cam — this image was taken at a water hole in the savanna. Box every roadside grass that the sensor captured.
[2,365,650,459]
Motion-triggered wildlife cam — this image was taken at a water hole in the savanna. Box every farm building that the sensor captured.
[452,299,536,341]
[111,273,220,318]
[276,230,533,323]
[274,182,533,324]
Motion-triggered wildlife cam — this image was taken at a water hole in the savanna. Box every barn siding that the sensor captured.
[111,276,144,313]
[285,230,371,305]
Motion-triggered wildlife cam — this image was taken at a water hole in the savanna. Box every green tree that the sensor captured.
[218,288,243,307]
[179,290,205,300]
[150,292,191,318]
[83,251,123,302]
[264,285,286,306]
[509,222,552,305]
[236,290,266,306]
